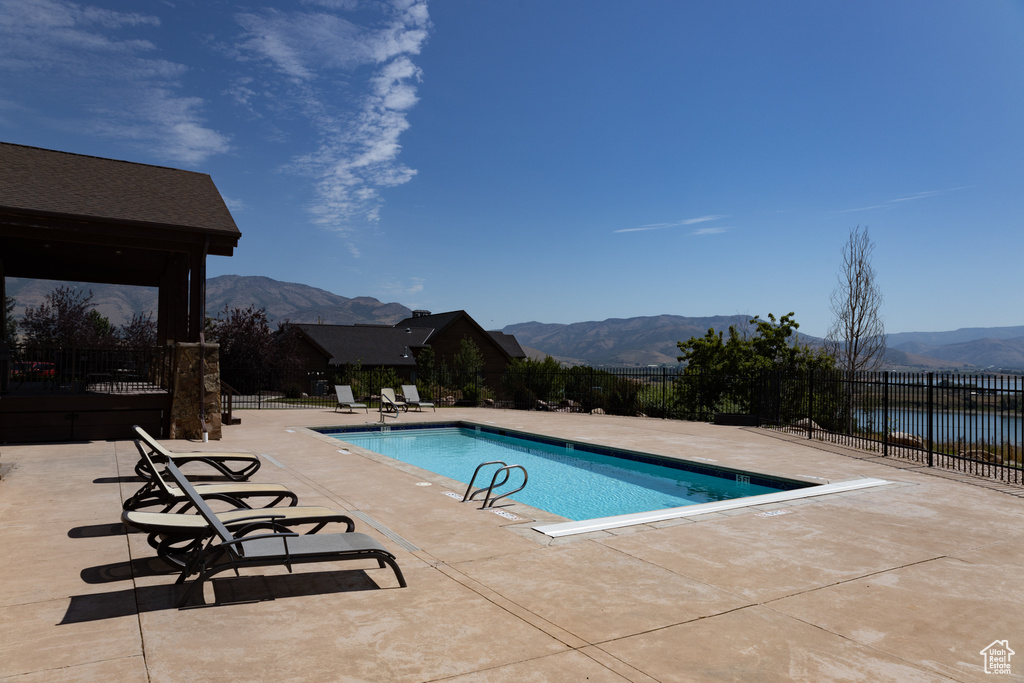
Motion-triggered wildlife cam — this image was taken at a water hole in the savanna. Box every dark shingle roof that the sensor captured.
[292,324,434,366]
[292,311,527,367]
[395,310,463,331]
[490,332,527,359]
[0,142,239,238]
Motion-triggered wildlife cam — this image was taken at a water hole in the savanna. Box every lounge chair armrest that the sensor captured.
[218,530,299,549]
[222,513,286,525]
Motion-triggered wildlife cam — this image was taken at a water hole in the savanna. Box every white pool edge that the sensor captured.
[532,477,891,538]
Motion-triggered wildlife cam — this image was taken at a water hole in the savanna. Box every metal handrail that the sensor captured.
[480,465,527,509]
[462,461,508,502]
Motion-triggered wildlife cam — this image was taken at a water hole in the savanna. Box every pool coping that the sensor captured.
[531,476,891,537]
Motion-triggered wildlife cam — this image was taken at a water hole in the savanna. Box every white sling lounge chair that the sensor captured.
[335,385,367,413]
[133,425,261,481]
[380,388,407,413]
[401,385,435,412]
[124,440,297,513]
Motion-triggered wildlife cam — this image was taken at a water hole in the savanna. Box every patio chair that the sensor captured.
[133,425,261,481]
[124,440,298,513]
[334,385,367,413]
[122,505,355,569]
[380,387,407,413]
[164,460,407,606]
[401,385,435,412]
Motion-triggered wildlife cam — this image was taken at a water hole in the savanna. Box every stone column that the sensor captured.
[169,342,222,440]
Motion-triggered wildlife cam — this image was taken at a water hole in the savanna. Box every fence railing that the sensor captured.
[2,344,171,396]
[215,363,1023,486]
[762,370,1023,485]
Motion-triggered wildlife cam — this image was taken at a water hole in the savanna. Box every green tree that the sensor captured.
[3,296,15,347]
[208,305,274,393]
[502,355,565,406]
[21,286,114,349]
[414,345,438,388]
[88,309,114,340]
[118,312,157,349]
[675,313,836,418]
[453,336,485,404]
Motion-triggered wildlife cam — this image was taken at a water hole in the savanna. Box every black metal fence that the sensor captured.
[219,364,1023,486]
[2,344,171,395]
[760,370,1023,485]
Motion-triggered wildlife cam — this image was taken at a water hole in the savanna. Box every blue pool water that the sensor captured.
[323,423,806,521]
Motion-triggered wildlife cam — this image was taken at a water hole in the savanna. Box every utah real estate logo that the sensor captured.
[980,640,1014,675]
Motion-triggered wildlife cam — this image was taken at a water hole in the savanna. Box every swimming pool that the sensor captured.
[329,425,798,520]
[315,421,888,536]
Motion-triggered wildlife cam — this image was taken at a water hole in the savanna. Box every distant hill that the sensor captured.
[204,275,411,325]
[6,275,411,327]
[505,315,1024,372]
[8,275,1022,371]
[893,337,1024,371]
[884,327,1024,371]
[6,277,158,327]
[503,315,759,366]
[886,326,1024,347]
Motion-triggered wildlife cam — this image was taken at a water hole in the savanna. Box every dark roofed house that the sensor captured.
[287,310,526,400]
[0,142,240,442]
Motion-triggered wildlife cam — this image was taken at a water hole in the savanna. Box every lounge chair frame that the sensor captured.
[164,460,407,606]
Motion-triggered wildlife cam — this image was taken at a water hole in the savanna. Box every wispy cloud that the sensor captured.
[838,187,965,213]
[379,276,425,299]
[615,214,727,234]
[0,0,230,164]
[233,0,431,242]
[692,226,728,236]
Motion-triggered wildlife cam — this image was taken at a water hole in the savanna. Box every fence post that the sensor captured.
[926,371,934,467]
[882,371,889,457]
[663,368,671,417]
[808,369,815,440]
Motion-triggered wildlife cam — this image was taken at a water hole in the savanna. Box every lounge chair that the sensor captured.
[401,385,435,412]
[124,440,298,512]
[164,460,407,606]
[122,506,355,569]
[380,388,407,413]
[334,385,367,413]
[133,425,261,481]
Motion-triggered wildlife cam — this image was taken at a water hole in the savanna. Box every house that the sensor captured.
[287,310,526,383]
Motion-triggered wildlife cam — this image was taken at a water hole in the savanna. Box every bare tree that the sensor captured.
[826,226,886,374]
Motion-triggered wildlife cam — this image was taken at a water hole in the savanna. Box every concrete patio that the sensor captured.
[1,408,1022,681]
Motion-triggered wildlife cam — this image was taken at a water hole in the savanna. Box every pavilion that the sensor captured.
[0,142,240,442]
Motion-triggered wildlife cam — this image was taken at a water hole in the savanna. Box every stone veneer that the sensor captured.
[169,342,222,440]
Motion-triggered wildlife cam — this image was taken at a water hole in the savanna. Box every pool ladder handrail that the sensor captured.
[462,461,528,509]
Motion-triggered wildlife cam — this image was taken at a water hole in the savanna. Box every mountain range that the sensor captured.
[6,275,412,327]
[6,275,1023,372]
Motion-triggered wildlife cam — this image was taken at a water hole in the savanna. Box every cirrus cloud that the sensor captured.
[233,0,431,243]
[0,0,230,164]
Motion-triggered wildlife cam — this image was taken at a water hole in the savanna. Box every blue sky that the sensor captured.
[2,0,1023,337]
